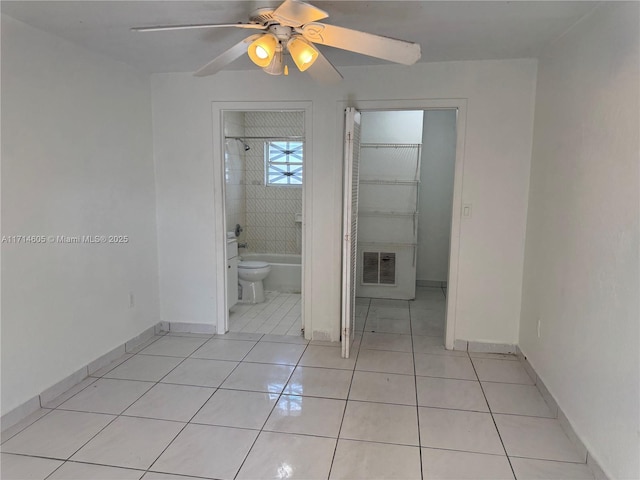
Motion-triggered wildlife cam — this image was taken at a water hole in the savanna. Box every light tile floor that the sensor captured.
[1,287,595,479]
[229,292,302,335]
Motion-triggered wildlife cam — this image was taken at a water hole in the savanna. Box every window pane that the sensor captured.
[269,142,303,164]
[267,141,303,186]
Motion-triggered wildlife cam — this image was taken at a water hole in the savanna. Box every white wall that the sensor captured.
[151,58,537,343]
[360,110,423,144]
[1,15,159,415]
[519,3,639,478]
[417,110,457,283]
[223,111,246,240]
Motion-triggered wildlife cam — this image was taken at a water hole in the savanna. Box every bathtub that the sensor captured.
[240,253,302,294]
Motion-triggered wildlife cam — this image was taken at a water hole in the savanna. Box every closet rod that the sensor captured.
[225,135,305,140]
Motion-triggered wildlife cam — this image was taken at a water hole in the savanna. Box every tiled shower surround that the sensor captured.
[224,111,303,255]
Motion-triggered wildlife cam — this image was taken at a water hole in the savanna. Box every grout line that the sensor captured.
[408,301,426,479]
[231,338,311,479]
[15,293,477,479]
[143,335,256,477]
[42,336,239,479]
[470,352,518,479]
[327,298,368,479]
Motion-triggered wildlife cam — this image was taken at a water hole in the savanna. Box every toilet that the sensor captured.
[237,261,271,304]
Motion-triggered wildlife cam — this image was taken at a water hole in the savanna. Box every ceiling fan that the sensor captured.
[132,0,421,83]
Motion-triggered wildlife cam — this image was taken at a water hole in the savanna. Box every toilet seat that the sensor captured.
[239,261,269,269]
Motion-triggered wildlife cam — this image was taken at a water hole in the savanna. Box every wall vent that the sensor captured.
[362,252,396,285]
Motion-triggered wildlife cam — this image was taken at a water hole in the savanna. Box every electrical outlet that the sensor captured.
[537,319,541,338]
[129,292,135,309]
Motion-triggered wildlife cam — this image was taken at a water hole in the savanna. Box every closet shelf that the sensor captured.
[359,179,420,186]
[360,143,422,148]
[358,241,417,248]
[358,210,418,217]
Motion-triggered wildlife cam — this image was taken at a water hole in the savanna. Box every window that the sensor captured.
[266,141,303,186]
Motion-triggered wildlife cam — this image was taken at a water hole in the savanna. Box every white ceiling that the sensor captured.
[2,1,598,74]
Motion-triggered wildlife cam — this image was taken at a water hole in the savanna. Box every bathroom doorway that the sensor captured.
[340,100,467,354]
[212,102,311,336]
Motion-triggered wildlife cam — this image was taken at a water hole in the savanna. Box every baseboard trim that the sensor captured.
[516,346,609,479]
[467,341,517,354]
[453,340,517,354]
[1,323,162,433]
[0,396,41,434]
[453,339,468,351]
[166,322,216,334]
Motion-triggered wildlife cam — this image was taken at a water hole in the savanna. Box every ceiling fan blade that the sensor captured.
[272,0,328,27]
[131,23,266,32]
[194,34,261,77]
[300,23,421,65]
[306,49,343,85]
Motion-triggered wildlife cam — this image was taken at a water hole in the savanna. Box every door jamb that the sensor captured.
[212,101,313,336]
[336,99,467,350]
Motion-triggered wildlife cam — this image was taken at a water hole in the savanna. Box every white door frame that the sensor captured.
[212,101,313,336]
[337,99,467,350]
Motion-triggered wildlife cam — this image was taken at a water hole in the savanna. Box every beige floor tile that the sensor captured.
[124,383,213,421]
[104,355,182,382]
[355,349,414,375]
[411,318,445,337]
[422,448,514,479]
[365,316,412,334]
[472,358,535,384]
[298,345,356,370]
[138,336,207,357]
[58,378,153,414]
[283,366,353,399]
[160,358,238,387]
[142,473,202,480]
[71,416,184,469]
[259,334,307,344]
[191,338,257,361]
[419,407,504,455]
[330,439,421,479]
[0,453,63,480]
[349,370,416,405]
[42,377,99,408]
[414,353,476,380]
[220,362,294,393]
[1,409,53,444]
[237,432,336,480]
[1,410,114,459]
[494,414,585,462]
[360,332,413,352]
[482,382,554,417]
[264,395,345,437]
[412,335,466,356]
[368,305,411,320]
[152,424,258,480]
[47,462,144,479]
[243,341,306,365]
[417,376,488,411]
[340,400,419,446]
[510,457,595,479]
[192,389,277,429]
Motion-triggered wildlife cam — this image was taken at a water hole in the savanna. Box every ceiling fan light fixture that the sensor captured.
[287,37,319,72]
[248,33,278,67]
[262,47,285,75]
